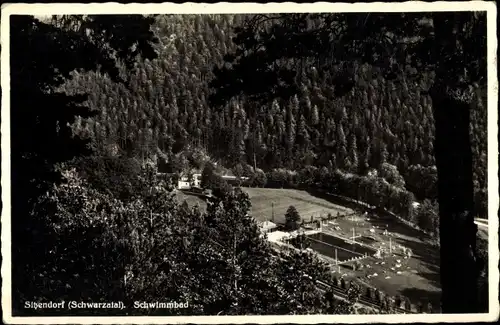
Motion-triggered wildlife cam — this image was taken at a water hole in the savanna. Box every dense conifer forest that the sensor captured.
[62,14,487,219]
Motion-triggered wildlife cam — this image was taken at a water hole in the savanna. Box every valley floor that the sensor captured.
[175,186,442,310]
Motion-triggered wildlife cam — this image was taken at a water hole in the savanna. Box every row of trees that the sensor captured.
[337,278,405,312]
[328,274,436,313]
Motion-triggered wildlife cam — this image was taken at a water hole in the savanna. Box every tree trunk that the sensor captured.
[431,87,480,313]
[430,11,484,313]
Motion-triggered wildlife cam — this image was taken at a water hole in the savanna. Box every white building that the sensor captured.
[221,175,250,184]
[177,177,191,190]
[177,173,202,190]
[192,174,202,188]
[259,220,278,234]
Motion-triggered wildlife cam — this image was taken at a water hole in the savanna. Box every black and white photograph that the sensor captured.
[1,2,498,324]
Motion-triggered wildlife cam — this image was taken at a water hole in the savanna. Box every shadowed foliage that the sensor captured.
[10,14,159,313]
[209,12,487,313]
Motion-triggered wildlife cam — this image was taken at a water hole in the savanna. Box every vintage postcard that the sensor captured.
[1,1,498,324]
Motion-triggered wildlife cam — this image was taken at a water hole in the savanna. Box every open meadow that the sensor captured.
[174,187,353,223]
[242,187,353,224]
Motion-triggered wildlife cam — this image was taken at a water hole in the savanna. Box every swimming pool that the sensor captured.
[304,233,376,261]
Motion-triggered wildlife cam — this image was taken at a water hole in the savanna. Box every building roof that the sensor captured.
[221,175,250,181]
[267,231,291,243]
[259,220,278,231]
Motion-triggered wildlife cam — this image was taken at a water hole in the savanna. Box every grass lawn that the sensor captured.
[242,187,353,224]
[173,187,353,224]
[337,253,440,310]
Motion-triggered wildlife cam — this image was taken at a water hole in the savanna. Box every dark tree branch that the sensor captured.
[209,11,487,313]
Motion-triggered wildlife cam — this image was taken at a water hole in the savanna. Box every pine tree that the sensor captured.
[349,134,359,173]
[286,99,297,162]
[311,104,319,126]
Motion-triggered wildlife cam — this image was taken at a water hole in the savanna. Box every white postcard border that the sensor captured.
[1,2,498,324]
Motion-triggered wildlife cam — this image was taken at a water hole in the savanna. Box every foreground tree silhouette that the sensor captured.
[31,166,340,315]
[210,12,487,313]
[10,14,158,313]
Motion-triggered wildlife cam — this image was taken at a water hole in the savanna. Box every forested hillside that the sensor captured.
[61,14,487,217]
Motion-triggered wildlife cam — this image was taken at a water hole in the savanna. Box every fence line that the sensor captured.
[307,236,366,258]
